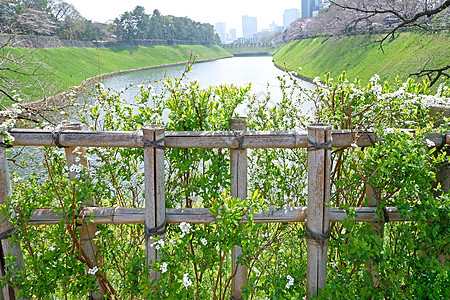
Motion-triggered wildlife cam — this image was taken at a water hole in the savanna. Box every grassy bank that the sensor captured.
[223,44,276,55]
[273,32,450,85]
[4,45,232,104]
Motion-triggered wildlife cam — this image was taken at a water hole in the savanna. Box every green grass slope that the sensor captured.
[273,32,450,85]
[4,45,231,103]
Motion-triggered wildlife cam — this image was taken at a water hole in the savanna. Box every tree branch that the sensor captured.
[410,65,450,87]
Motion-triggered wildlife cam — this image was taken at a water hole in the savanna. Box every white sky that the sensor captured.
[68,0,302,37]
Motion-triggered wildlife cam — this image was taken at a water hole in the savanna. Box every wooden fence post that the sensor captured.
[429,105,450,266]
[306,124,331,299]
[230,117,248,300]
[366,184,383,287]
[143,125,166,283]
[62,124,105,299]
[0,128,25,300]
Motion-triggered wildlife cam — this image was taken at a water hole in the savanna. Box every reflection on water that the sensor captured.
[97,56,314,116]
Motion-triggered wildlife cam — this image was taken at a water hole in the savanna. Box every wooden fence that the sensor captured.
[1,120,448,299]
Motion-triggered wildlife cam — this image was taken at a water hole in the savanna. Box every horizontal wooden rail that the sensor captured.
[8,128,448,149]
[29,206,408,225]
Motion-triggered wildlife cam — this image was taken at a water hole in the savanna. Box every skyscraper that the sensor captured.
[215,22,227,43]
[283,8,300,28]
[301,0,328,18]
[229,29,236,42]
[242,15,257,38]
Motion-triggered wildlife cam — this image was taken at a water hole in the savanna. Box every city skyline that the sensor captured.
[68,0,302,38]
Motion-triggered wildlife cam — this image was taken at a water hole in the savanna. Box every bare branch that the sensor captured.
[410,65,450,87]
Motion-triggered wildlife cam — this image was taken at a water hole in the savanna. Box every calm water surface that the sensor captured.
[99,56,314,116]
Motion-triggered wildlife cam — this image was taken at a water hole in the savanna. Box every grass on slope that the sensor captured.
[224,45,275,55]
[3,45,231,104]
[273,32,450,85]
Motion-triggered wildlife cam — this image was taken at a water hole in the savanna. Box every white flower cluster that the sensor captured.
[88,266,99,275]
[69,164,84,178]
[150,239,165,250]
[425,139,436,147]
[2,130,15,143]
[383,128,396,135]
[286,275,294,289]
[160,262,168,273]
[72,147,83,155]
[183,273,192,288]
[313,76,322,85]
[369,74,380,83]
[179,222,193,238]
[200,238,207,246]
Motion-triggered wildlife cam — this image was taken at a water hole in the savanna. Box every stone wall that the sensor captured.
[0,34,211,48]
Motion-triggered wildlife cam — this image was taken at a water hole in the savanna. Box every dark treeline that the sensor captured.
[113,6,219,44]
[0,1,220,44]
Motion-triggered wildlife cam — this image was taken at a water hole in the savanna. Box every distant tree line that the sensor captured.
[0,1,220,44]
[113,6,220,44]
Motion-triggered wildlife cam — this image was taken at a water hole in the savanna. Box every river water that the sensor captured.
[98,56,314,116]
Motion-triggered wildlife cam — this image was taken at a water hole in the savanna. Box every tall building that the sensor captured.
[242,15,257,38]
[229,29,236,42]
[215,22,227,43]
[283,8,300,28]
[301,0,328,18]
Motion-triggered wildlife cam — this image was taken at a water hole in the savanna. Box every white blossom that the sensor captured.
[201,238,207,246]
[369,74,380,83]
[155,239,165,250]
[88,266,99,275]
[72,147,81,154]
[179,222,193,237]
[371,84,382,95]
[69,164,83,173]
[383,128,395,135]
[160,262,168,273]
[286,275,294,289]
[95,231,101,236]
[3,131,15,142]
[425,139,436,147]
[183,273,192,288]
[350,142,358,148]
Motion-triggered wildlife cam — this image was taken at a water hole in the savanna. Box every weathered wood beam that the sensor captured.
[230,118,248,300]
[28,206,407,225]
[8,128,448,149]
[306,124,331,299]
[143,125,165,282]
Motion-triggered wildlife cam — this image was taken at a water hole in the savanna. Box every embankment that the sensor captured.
[222,44,275,56]
[5,45,231,104]
[273,32,450,84]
